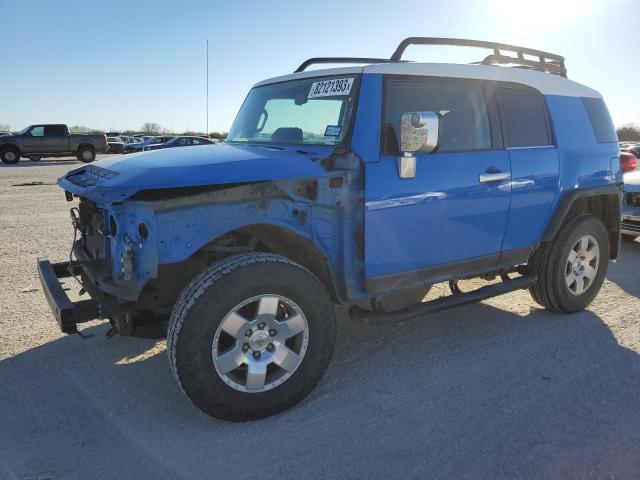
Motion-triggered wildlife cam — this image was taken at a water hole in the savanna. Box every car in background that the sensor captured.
[621,142,640,160]
[125,135,175,153]
[107,136,125,154]
[622,151,640,241]
[0,124,107,163]
[144,136,215,151]
[124,136,143,146]
[0,131,11,137]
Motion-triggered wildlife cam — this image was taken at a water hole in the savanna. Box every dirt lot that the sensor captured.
[1,157,639,479]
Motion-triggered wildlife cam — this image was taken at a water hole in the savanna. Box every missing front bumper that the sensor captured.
[36,258,100,334]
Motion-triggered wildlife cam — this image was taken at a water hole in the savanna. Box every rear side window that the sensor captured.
[383,78,492,154]
[582,97,618,143]
[45,125,67,136]
[497,87,552,147]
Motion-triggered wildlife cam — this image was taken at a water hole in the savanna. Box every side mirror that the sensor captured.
[397,111,439,179]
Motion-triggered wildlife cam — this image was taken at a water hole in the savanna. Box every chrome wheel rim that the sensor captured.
[565,234,600,296]
[82,150,92,160]
[5,151,16,161]
[212,294,309,393]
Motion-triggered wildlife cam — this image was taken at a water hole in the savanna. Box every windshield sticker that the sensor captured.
[308,78,354,99]
[324,125,343,137]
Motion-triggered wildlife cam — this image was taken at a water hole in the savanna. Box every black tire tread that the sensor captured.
[529,213,607,313]
[167,252,334,421]
[1,146,20,165]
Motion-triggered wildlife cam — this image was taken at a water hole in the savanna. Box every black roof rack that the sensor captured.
[295,57,388,73]
[295,37,567,77]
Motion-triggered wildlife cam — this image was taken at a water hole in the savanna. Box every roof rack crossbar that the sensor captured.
[390,37,567,77]
[295,57,389,73]
[294,38,566,77]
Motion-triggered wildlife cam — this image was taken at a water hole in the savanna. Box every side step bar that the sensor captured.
[350,274,537,325]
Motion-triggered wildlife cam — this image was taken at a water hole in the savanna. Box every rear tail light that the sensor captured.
[102,135,107,145]
[621,152,638,173]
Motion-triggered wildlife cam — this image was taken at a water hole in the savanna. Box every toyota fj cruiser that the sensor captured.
[38,38,622,421]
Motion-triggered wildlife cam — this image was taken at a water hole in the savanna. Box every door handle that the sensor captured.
[479,172,511,183]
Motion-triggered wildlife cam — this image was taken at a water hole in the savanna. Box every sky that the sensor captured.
[0,0,638,133]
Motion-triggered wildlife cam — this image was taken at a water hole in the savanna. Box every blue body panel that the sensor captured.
[351,74,382,162]
[364,150,511,278]
[500,146,559,252]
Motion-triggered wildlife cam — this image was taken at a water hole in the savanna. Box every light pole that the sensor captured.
[206,39,209,136]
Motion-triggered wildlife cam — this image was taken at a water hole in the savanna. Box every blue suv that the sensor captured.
[38,38,622,421]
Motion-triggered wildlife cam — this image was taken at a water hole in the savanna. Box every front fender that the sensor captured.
[111,188,341,301]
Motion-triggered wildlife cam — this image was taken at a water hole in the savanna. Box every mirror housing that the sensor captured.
[400,111,439,154]
[396,112,439,179]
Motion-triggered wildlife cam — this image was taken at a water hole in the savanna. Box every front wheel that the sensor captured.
[529,214,609,313]
[1,147,20,164]
[167,253,336,421]
[29,155,42,162]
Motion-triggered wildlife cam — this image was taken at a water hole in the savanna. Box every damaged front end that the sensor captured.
[38,196,153,334]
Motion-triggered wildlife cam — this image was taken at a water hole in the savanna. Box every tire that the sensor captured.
[529,214,609,313]
[76,146,95,163]
[168,252,336,421]
[28,155,42,162]
[1,147,20,164]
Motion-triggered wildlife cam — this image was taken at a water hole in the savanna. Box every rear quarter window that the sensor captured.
[497,87,552,147]
[582,97,618,143]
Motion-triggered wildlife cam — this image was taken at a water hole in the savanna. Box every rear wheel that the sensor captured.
[168,252,336,421]
[76,146,95,163]
[28,155,42,162]
[1,147,20,164]
[529,214,609,313]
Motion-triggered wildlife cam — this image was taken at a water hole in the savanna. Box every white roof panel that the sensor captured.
[364,63,600,98]
[254,62,600,98]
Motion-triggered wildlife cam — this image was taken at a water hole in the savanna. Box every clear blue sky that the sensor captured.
[0,0,638,133]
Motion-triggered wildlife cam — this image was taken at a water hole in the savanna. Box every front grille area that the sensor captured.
[624,192,640,207]
[621,219,640,234]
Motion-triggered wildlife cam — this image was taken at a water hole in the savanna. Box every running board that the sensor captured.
[349,274,537,325]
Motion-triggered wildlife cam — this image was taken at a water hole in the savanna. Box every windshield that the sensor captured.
[227,75,359,146]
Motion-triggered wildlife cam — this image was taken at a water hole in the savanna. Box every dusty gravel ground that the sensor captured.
[1,157,639,480]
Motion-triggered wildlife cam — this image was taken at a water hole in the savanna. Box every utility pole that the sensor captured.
[206,39,209,136]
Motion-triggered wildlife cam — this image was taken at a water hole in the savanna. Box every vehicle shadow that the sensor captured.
[606,239,640,297]
[1,303,639,479]
[0,159,80,167]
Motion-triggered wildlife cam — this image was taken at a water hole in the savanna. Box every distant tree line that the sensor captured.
[617,124,640,142]
[69,122,228,139]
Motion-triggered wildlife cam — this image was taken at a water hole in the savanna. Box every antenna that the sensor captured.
[206,39,209,135]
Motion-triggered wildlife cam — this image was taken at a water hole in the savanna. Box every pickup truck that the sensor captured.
[38,38,622,422]
[0,124,107,164]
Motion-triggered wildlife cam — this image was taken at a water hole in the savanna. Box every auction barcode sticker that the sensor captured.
[308,78,354,99]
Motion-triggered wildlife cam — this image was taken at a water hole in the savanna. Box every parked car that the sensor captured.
[106,136,125,154]
[38,37,622,422]
[621,152,640,240]
[621,142,640,159]
[0,131,11,137]
[124,135,175,153]
[0,124,107,163]
[145,136,215,151]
